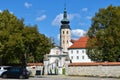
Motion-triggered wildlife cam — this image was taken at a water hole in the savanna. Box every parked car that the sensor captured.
[1,67,30,79]
[0,66,11,77]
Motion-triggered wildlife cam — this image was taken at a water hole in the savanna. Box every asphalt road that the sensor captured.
[0,75,120,80]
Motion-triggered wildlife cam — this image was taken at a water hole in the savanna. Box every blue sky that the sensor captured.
[0,0,119,45]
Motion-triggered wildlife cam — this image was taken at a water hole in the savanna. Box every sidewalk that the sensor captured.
[41,75,85,79]
[39,75,120,80]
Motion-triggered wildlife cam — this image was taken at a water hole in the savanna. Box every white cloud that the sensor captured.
[10,12,13,14]
[79,22,86,26]
[86,16,92,20]
[57,29,86,41]
[36,15,46,21]
[52,13,80,26]
[57,34,60,40]
[71,29,86,39]
[24,2,32,8]
[82,8,88,12]
[52,13,63,26]
[0,10,2,13]
[68,13,80,20]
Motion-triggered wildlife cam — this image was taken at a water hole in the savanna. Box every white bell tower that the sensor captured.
[60,8,71,53]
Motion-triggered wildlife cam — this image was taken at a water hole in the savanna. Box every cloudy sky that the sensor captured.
[0,0,119,45]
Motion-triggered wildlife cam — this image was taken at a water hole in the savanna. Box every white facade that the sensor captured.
[45,46,68,75]
[48,47,65,67]
[68,49,91,63]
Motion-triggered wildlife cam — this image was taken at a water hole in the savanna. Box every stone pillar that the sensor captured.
[43,54,49,75]
[58,67,63,75]
[65,55,70,75]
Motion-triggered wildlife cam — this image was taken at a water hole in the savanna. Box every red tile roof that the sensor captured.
[69,36,89,49]
[27,63,43,66]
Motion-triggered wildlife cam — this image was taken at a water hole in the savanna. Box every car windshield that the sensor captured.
[4,67,11,70]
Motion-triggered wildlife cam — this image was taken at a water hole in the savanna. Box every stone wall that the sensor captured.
[27,63,43,76]
[68,62,120,78]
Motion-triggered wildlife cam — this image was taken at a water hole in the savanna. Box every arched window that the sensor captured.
[67,31,69,34]
[67,40,68,44]
[63,31,64,34]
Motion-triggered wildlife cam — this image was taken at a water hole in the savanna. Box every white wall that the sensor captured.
[68,49,91,63]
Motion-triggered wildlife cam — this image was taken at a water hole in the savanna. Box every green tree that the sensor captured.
[0,10,24,65]
[22,26,52,63]
[87,5,120,62]
[0,10,54,65]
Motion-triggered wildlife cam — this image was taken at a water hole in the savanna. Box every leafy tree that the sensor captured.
[0,10,54,65]
[0,10,24,65]
[87,5,120,62]
[22,26,52,63]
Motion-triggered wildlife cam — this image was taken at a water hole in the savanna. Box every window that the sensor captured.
[77,56,79,59]
[63,31,64,34]
[71,56,73,59]
[67,40,68,44]
[77,50,79,54]
[71,50,73,54]
[67,31,69,34]
[63,40,64,44]
[82,56,84,59]
[82,50,84,53]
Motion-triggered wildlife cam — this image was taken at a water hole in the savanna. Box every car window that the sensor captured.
[4,67,11,70]
[15,68,20,72]
[9,68,15,72]
[9,68,21,72]
[4,67,8,70]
